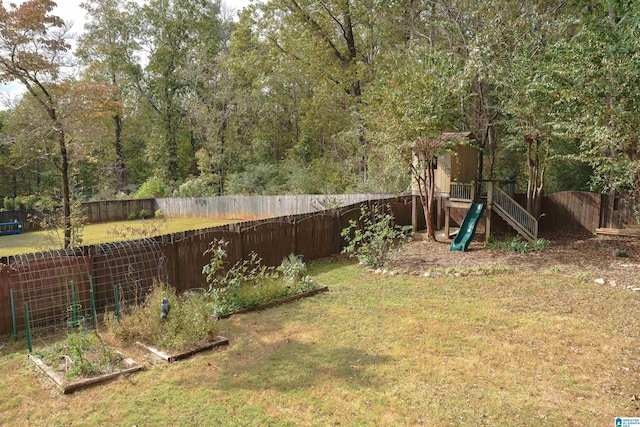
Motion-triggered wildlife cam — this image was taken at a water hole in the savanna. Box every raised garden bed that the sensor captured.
[135,336,229,363]
[215,286,329,320]
[29,351,142,394]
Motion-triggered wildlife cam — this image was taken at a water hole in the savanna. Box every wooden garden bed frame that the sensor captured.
[29,352,143,394]
[215,286,329,320]
[135,336,229,363]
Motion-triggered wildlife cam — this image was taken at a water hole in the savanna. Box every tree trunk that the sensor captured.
[41,97,72,249]
[114,113,126,191]
[525,134,547,218]
[58,128,72,248]
[424,163,436,240]
[413,162,437,242]
[217,100,229,196]
[166,110,178,182]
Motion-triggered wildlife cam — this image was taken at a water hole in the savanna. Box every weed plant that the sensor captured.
[341,204,412,268]
[107,283,220,351]
[203,240,319,315]
[485,236,550,253]
[33,328,124,379]
[614,249,629,258]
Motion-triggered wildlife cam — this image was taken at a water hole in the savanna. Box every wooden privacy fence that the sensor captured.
[81,199,156,223]
[1,194,394,231]
[540,191,638,233]
[0,199,156,232]
[448,191,637,235]
[155,193,396,220]
[0,197,413,336]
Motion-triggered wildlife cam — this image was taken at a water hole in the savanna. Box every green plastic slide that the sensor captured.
[450,202,485,252]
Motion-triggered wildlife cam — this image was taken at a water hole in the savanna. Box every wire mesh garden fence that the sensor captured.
[5,238,167,348]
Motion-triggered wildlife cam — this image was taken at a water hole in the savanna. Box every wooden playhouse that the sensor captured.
[412,132,538,245]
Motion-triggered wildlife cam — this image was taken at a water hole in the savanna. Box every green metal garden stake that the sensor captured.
[89,276,97,330]
[25,303,32,353]
[113,285,121,321]
[71,280,77,327]
[10,289,16,339]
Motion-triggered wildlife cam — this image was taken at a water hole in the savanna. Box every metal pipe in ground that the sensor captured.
[10,289,16,339]
[25,303,32,353]
[113,286,121,321]
[89,276,97,330]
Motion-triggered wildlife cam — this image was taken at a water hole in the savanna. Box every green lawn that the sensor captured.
[0,261,638,425]
[0,217,240,257]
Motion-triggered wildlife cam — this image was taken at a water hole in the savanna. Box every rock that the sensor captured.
[608,280,617,287]
[389,270,398,276]
[374,269,382,274]
[594,278,605,285]
[423,272,431,277]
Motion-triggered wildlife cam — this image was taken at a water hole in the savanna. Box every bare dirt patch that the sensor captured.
[388,232,640,287]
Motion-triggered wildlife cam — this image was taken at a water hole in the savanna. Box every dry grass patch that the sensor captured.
[0,217,239,256]
[1,260,640,425]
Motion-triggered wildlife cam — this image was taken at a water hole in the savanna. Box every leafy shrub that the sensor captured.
[139,208,152,219]
[134,177,167,199]
[615,249,629,258]
[485,236,550,253]
[203,240,277,314]
[277,254,317,293]
[202,240,319,315]
[108,283,220,351]
[278,254,307,283]
[155,209,165,219]
[2,195,60,212]
[340,204,412,268]
[225,163,286,195]
[127,212,137,220]
[172,177,218,197]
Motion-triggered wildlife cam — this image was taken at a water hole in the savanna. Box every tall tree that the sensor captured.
[496,10,569,216]
[561,1,640,207]
[0,0,75,247]
[77,0,140,191]
[243,0,384,188]
[366,48,463,240]
[181,8,235,195]
[135,0,223,183]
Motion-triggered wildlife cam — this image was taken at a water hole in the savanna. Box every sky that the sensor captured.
[52,0,253,34]
[0,0,253,104]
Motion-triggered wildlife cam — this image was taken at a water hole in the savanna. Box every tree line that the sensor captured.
[1,0,639,246]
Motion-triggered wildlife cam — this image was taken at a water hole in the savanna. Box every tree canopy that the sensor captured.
[1,0,638,225]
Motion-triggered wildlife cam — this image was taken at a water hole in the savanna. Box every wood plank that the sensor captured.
[595,228,640,237]
[135,337,229,363]
[29,353,143,394]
